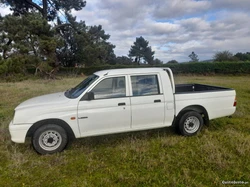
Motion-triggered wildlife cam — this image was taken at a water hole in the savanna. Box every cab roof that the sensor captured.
[94,68,166,77]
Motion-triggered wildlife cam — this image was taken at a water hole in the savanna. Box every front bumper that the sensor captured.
[9,120,32,143]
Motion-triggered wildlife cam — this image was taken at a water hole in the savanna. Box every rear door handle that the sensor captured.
[154,99,161,103]
[118,102,126,106]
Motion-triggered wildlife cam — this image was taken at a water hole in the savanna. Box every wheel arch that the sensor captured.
[175,105,209,126]
[26,119,76,140]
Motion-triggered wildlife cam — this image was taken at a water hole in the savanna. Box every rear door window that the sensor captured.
[131,75,160,96]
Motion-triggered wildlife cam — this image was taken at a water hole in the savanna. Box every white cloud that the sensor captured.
[0,6,11,16]
[211,0,250,11]
[153,0,211,20]
[144,21,181,35]
[1,0,250,63]
[71,0,250,62]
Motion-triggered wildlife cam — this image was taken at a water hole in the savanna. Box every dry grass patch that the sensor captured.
[0,75,250,186]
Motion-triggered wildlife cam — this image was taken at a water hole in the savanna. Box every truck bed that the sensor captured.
[175,84,232,94]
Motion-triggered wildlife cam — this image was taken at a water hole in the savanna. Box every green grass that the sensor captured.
[0,75,250,187]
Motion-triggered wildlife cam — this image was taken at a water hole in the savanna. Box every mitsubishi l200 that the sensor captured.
[9,68,237,154]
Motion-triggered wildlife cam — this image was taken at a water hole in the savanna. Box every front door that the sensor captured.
[77,76,131,136]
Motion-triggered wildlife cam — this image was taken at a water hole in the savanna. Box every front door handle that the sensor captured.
[154,99,161,103]
[118,102,126,106]
[78,116,88,119]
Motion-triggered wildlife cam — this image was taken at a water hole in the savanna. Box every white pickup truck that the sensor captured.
[9,68,236,154]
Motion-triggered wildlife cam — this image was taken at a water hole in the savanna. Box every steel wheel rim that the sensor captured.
[184,116,200,133]
[38,130,62,151]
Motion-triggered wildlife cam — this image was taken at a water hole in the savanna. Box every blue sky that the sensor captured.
[1,0,250,62]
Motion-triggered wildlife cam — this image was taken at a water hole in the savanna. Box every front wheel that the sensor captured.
[179,111,204,136]
[32,124,68,154]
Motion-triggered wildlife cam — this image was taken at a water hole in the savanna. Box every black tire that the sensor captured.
[179,111,203,136]
[32,124,68,154]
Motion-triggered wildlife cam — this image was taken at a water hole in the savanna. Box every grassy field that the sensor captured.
[0,75,249,187]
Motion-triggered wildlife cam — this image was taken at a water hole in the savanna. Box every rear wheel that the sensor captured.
[179,111,203,136]
[32,124,68,154]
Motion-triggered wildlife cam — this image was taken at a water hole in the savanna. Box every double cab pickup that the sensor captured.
[9,68,237,154]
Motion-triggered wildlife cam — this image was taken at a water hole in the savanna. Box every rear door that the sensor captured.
[129,74,165,129]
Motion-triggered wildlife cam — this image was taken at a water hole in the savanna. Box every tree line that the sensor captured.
[188,51,250,63]
[0,0,249,78]
[0,0,117,76]
[0,0,161,77]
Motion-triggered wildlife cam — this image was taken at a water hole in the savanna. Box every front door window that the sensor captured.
[91,77,126,99]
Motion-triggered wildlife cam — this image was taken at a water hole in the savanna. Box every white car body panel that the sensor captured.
[78,97,131,136]
[9,68,236,143]
[174,90,236,120]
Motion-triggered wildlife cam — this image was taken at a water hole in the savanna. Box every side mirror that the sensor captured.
[81,92,94,101]
[87,92,94,100]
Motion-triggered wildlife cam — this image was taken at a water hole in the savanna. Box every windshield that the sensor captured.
[65,74,99,99]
